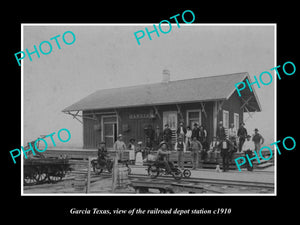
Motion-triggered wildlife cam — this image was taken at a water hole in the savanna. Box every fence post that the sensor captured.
[86,157,91,193]
[112,151,119,192]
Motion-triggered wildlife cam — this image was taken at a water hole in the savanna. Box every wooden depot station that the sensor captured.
[61,70,270,169]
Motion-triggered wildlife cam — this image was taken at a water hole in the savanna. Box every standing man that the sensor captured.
[154,125,163,148]
[243,135,255,171]
[252,128,264,154]
[176,122,187,141]
[237,122,248,153]
[218,138,233,172]
[207,137,220,162]
[228,123,238,161]
[97,141,108,166]
[228,123,237,147]
[112,134,126,191]
[174,135,186,169]
[163,124,173,150]
[145,124,155,149]
[199,125,208,160]
[113,134,126,160]
[190,136,202,169]
[191,123,200,141]
[216,121,226,141]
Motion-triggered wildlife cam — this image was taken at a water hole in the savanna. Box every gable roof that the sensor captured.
[62,72,261,112]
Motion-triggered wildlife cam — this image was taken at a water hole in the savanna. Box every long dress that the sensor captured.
[135,151,143,166]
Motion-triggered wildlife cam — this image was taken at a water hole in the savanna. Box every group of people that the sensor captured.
[96,121,265,172]
[213,121,265,171]
[159,121,265,172]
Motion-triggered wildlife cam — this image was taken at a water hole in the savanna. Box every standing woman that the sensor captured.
[128,138,136,164]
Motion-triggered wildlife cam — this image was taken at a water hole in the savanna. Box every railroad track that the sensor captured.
[129,173,274,188]
[127,173,274,194]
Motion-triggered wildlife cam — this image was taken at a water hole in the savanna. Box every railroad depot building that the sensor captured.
[62,71,261,149]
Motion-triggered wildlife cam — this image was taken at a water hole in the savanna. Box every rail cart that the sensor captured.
[91,150,132,175]
[24,156,71,185]
[23,138,71,185]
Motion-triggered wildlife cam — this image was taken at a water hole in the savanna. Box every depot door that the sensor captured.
[102,116,118,149]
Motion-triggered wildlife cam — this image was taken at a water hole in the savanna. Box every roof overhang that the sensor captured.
[227,73,262,112]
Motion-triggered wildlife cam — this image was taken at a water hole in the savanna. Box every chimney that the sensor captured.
[162,69,170,83]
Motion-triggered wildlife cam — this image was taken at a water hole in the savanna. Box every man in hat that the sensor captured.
[163,124,173,149]
[228,123,237,147]
[156,141,171,173]
[207,136,220,162]
[216,121,226,141]
[145,124,155,149]
[237,122,248,152]
[154,125,163,148]
[97,141,108,165]
[113,134,126,160]
[176,121,187,141]
[252,128,264,154]
[199,125,208,156]
[190,136,202,169]
[191,123,200,141]
[243,135,255,171]
[218,137,234,172]
[174,135,186,169]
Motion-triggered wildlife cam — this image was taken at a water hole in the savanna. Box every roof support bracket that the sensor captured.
[217,100,224,113]
[200,102,207,118]
[153,105,161,120]
[64,111,83,124]
[240,96,253,109]
[176,104,184,120]
[244,106,257,122]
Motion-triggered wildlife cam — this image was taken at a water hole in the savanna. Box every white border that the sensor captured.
[21,23,277,196]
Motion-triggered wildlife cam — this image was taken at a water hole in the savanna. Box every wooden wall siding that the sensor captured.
[82,112,102,149]
[82,99,243,149]
[118,106,161,145]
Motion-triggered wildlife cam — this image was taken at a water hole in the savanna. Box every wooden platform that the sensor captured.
[43,148,274,170]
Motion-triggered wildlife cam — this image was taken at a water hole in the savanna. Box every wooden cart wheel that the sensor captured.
[171,168,183,180]
[147,165,159,179]
[24,171,38,185]
[47,166,63,183]
[48,172,63,183]
[183,169,191,178]
[35,166,48,183]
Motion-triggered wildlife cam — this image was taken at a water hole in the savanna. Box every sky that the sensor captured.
[23,24,275,148]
